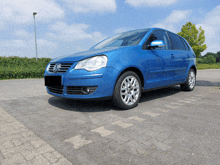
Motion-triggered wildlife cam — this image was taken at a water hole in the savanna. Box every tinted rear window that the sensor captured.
[180,37,190,51]
[168,32,186,50]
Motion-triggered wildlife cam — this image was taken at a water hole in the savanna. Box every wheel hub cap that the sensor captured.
[189,71,195,89]
[120,76,140,106]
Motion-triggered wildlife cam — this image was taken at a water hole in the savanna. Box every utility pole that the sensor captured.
[33,12,38,61]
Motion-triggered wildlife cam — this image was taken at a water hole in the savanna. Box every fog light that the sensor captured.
[82,87,90,94]
[81,86,98,95]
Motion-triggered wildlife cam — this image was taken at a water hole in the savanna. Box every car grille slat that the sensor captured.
[48,63,73,73]
[67,86,83,95]
[66,86,97,95]
[47,86,63,94]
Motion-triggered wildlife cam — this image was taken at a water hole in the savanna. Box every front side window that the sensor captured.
[167,32,186,50]
[144,30,169,50]
[91,29,150,50]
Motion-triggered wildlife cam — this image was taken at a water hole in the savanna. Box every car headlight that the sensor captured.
[74,55,108,71]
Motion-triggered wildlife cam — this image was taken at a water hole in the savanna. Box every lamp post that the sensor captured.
[33,12,38,61]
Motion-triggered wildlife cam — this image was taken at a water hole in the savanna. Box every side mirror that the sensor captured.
[149,40,165,48]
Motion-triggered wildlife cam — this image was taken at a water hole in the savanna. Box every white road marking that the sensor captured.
[91,127,115,137]
[128,116,145,122]
[170,102,184,106]
[64,135,92,149]
[142,111,160,117]
[156,108,170,112]
[112,120,133,128]
[164,105,178,109]
[195,94,204,96]
[188,97,197,99]
[0,98,18,100]
[0,93,48,101]
[178,100,191,103]
[184,98,197,101]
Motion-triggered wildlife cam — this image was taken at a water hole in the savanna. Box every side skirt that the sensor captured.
[142,82,185,93]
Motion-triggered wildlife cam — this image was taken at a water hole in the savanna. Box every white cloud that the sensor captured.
[125,0,177,7]
[0,38,57,58]
[153,10,191,32]
[0,0,64,26]
[1,40,28,49]
[196,5,220,55]
[37,39,58,56]
[114,27,133,34]
[14,30,31,39]
[47,21,106,42]
[92,31,106,43]
[165,10,191,23]
[63,0,116,13]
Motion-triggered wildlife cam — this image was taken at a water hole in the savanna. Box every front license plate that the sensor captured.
[45,76,62,86]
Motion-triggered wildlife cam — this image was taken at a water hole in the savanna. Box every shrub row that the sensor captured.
[0,56,51,68]
[197,56,216,64]
[0,57,51,80]
[196,63,220,70]
[0,67,46,80]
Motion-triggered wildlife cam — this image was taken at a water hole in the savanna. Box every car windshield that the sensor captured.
[91,29,150,50]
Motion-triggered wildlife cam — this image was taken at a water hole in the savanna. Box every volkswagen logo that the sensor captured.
[53,63,61,73]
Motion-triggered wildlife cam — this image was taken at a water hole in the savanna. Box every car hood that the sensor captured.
[50,47,124,63]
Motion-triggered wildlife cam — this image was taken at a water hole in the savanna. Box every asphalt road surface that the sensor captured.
[0,69,220,165]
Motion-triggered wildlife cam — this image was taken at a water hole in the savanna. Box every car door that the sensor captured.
[141,30,174,89]
[166,32,189,83]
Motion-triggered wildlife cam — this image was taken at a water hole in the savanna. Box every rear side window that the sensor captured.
[180,37,190,51]
[167,32,186,50]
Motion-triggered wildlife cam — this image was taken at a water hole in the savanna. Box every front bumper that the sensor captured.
[44,67,119,99]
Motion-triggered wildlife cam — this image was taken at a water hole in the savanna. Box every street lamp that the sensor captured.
[33,12,38,61]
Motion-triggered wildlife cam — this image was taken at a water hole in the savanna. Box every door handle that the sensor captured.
[171,54,175,58]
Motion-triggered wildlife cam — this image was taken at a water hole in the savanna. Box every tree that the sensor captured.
[216,51,220,63]
[217,51,220,58]
[177,22,207,58]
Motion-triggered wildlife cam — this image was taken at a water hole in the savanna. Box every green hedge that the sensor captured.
[0,57,51,80]
[196,63,220,70]
[197,56,216,64]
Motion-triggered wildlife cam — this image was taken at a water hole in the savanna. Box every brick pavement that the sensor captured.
[0,70,220,164]
[0,107,72,165]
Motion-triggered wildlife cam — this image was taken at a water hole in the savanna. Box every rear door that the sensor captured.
[166,32,189,83]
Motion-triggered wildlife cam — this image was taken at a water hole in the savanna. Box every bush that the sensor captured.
[196,63,220,70]
[0,57,51,80]
[196,56,216,64]
[203,55,216,64]
[196,58,204,64]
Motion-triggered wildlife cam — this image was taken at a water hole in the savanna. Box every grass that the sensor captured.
[196,63,220,70]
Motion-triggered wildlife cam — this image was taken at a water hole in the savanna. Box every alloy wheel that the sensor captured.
[188,70,196,89]
[120,76,140,106]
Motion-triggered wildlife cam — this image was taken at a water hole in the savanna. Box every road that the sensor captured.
[0,69,220,164]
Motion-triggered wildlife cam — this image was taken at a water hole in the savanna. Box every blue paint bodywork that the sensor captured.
[44,28,196,99]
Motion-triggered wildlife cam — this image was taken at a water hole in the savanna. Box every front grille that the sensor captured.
[47,86,63,94]
[48,63,73,73]
[67,86,97,95]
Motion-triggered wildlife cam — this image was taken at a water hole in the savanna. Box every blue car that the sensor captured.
[44,28,196,109]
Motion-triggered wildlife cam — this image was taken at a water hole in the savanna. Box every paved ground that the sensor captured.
[0,69,220,165]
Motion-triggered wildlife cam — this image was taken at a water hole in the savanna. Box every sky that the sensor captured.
[0,0,219,59]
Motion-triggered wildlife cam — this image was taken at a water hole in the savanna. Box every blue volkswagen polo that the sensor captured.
[44,28,196,109]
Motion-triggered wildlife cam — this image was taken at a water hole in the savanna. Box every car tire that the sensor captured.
[181,69,196,91]
[112,71,142,110]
